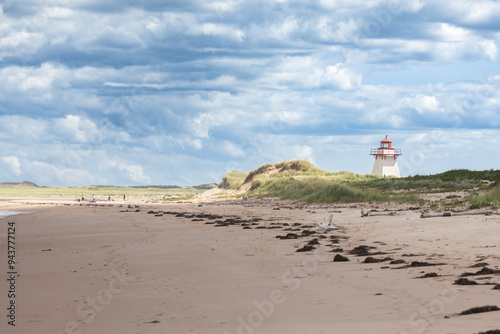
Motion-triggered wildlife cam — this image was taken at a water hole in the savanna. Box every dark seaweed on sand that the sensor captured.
[460,267,500,277]
[417,272,439,279]
[393,261,447,269]
[276,233,300,240]
[333,254,349,262]
[296,245,316,252]
[307,238,320,245]
[348,245,387,257]
[459,305,500,316]
[362,256,393,264]
[454,278,478,285]
[348,245,375,256]
[469,262,489,268]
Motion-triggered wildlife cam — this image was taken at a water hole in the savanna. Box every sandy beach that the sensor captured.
[0,198,499,334]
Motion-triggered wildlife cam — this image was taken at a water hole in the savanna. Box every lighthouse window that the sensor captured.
[382,143,389,148]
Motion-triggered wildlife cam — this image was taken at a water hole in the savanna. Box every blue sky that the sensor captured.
[1,0,500,186]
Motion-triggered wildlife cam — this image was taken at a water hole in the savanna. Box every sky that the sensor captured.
[1,0,500,186]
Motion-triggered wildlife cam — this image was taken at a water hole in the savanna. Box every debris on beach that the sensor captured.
[348,245,376,256]
[296,245,316,252]
[402,253,426,257]
[454,278,478,285]
[417,272,439,279]
[362,256,393,263]
[361,207,399,217]
[313,215,338,232]
[470,262,490,268]
[348,245,388,257]
[301,230,316,237]
[458,305,500,316]
[275,233,300,240]
[307,238,320,245]
[460,267,500,277]
[393,261,447,269]
[420,210,494,218]
[333,254,349,262]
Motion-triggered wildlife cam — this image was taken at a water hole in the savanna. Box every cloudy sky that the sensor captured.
[1,0,500,186]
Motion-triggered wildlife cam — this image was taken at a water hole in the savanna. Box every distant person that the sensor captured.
[81,193,84,201]
[108,196,111,201]
[123,194,126,201]
[93,194,96,201]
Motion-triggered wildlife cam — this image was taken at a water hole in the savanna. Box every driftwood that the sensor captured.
[361,207,398,217]
[314,215,338,232]
[420,210,494,218]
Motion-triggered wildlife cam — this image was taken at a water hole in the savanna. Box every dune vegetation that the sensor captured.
[219,160,500,208]
[3,160,500,209]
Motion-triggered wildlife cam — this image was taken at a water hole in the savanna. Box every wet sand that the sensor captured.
[0,198,499,334]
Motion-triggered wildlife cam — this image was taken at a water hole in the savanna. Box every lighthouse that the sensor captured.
[370,135,402,177]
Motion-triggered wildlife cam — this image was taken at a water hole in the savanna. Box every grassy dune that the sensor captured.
[4,161,500,208]
[218,171,247,190]
[219,160,500,208]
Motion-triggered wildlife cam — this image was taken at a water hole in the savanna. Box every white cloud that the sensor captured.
[54,115,102,143]
[1,0,500,186]
[25,160,100,186]
[322,63,362,90]
[398,0,425,13]
[177,137,204,150]
[317,0,383,10]
[292,145,315,163]
[263,111,303,126]
[83,26,146,49]
[0,115,47,142]
[269,16,300,41]
[190,23,246,42]
[1,156,22,176]
[204,0,243,12]
[449,0,500,25]
[188,107,238,139]
[220,141,244,157]
[0,31,46,59]
[404,94,441,114]
[0,63,71,95]
[257,56,361,90]
[100,160,151,184]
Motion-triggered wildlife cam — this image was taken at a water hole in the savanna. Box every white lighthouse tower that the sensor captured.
[370,135,401,177]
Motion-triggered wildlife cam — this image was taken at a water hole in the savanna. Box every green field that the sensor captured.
[0,185,206,201]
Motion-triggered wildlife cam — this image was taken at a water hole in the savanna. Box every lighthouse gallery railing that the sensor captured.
[370,148,402,156]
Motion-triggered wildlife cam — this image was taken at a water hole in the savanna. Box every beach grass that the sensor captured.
[467,184,500,209]
[218,171,248,190]
[219,160,500,206]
